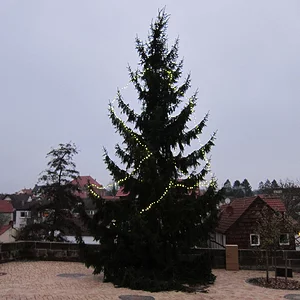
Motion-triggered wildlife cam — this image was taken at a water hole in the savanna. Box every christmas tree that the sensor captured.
[83,9,222,292]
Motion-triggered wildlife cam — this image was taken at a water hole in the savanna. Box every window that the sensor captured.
[20,211,31,218]
[279,233,290,245]
[250,234,260,246]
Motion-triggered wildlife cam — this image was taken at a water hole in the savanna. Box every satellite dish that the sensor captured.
[225,198,231,204]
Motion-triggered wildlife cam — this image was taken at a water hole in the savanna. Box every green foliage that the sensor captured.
[0,214,10,227]
[271,179,279,189]
[264,179,271,189]
[258,181,264,192]
[19,143,83,242]
[222,178,253,198]
[84,9,222,291]
[241,179,253,196]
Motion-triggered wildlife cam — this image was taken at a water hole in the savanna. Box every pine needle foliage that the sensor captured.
[19,143,83,242]
[83,9,222,292]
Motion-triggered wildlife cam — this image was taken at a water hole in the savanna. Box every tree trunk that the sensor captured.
[274,250,277,283]
[49,212,57,242]
[285,251,288,285]
[266,250,269,283]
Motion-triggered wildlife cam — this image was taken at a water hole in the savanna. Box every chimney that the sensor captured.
[226,206,234,216]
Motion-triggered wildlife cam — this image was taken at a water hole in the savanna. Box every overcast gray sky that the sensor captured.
[1,1,300,193]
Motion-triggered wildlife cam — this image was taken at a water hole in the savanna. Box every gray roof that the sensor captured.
[4,194,34,210]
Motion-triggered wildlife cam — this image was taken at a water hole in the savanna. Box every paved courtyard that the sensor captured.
[0,261,300,299]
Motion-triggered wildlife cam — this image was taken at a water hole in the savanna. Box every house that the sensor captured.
[71,176,106,199]
[70,176,120,215]
[211,195,295,250]
[2,194,34,229]
[16,188,32,195]
[0,200,15,242]
[115,183,203,199]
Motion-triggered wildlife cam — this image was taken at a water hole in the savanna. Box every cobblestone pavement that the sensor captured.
[0,261,300,300]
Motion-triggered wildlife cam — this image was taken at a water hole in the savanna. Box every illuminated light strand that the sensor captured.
[110,106,150,153]
[140,181,173,214]
[87,80,154,197]
[109,104,153,185]
[107,81,154,186]
[188,94,215,189]
[89,72,216,210]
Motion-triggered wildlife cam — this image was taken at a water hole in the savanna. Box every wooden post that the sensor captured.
[226,245,239,271]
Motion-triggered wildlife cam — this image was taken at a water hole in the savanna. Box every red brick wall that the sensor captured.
[225,198,295,250]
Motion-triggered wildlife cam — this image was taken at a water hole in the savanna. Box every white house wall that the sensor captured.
[0,228,15,243]
[15,211,29,229]
[210,232,226,249]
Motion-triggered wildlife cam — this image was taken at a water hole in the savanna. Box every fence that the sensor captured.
[1,242,300,271]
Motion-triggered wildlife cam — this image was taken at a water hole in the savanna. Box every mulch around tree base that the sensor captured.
[247,277,300,290]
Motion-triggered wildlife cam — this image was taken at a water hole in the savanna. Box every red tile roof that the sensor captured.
[116,185,202,198]
[71,176,104,198]
[0,200,14,213]
[216,196,286,234]
[102,196,120,201]
[74,176,102,188]
[263,198,286,212]
[0,224,12,236]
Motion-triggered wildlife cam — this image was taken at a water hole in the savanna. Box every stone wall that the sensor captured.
[1,242,300,271]
[0,241,97,263]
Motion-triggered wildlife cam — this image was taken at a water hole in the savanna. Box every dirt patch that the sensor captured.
[247,277,300,290]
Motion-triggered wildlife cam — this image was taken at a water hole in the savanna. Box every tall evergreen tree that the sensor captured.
[232,180,244,197]
[19,143,83,242]
[271,179,279,189]
[241,179,253,196]
[84,10,222,292]
[223,179,232,197]
[223,179,232,189]
[264,179,271,189]
[233,180,241,189]
[258,181,265,193]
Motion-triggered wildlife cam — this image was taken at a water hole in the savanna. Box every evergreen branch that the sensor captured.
[181,113,210,146]
[166,93,197,149]
[135,38,148,64]
[176,134,216,172]
[166,38,179,69]
[128,66,144,99]
[103,149,129,183]
[175,72,191,97]
[116,90,138,123]
[108,103,148,153]
[115,144,135,169]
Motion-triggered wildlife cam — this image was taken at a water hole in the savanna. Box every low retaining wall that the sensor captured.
[0,241,97,263]
[1,242,300,271]
[191,248,300,271]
